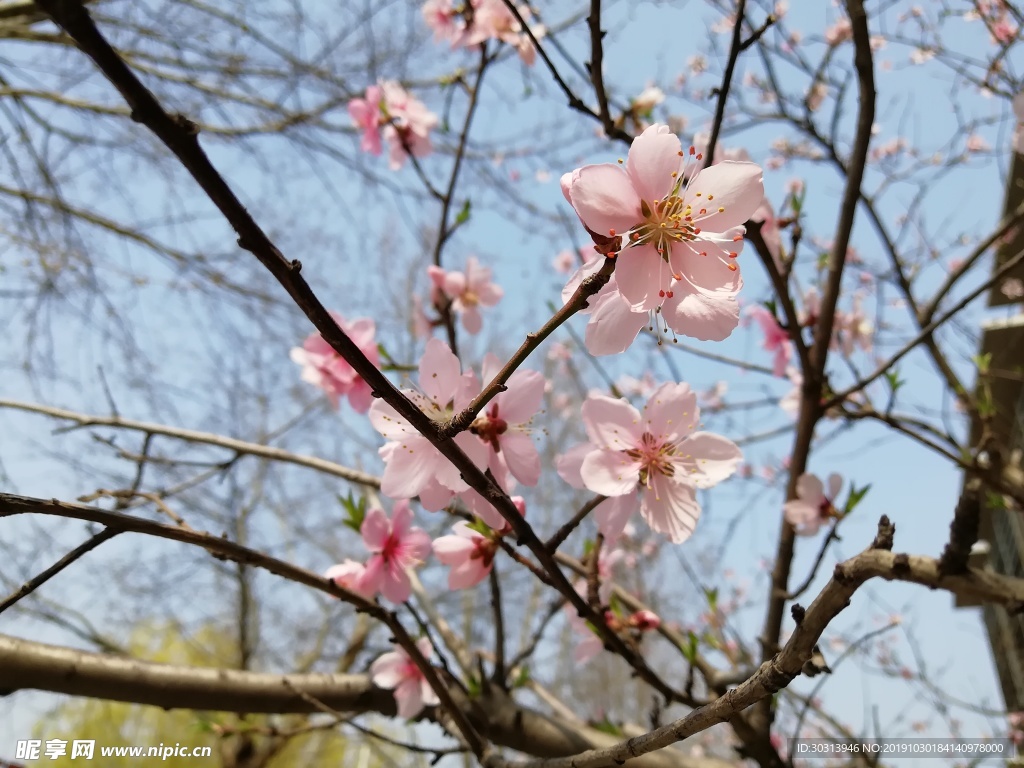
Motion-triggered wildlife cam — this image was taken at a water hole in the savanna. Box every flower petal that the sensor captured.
[585,290,648,356]
[580,449,642,497]
[626,124,682,203]
[642,382,698,442]
[581,395,643,449]
[614,243,665,311]
[676,433,742,488]
[568,163,642,237]
[795,473,825,504]
[500,431,541,487]
[684,161,764,231]
[594,494,638,543]
[640,476,701,543]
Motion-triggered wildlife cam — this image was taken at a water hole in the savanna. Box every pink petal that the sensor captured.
[826,473,843,500]
[626,124,682,203]
[461,306,483,334]
[642,382,698,440]
[663,283,742,341]
[500,431,541,487]
[369,401,413,440]
[795,473,825,504]
[581,395,643,450]
[684,161,764,231]
[640,475,701,543]
[443,271,467,297]
[580,449,642,497]
[499,369,545,423]
[394,678,424,718]
[669,239,743,294]
[380,565,413,603]
[380,437,442,498]
[448,559,490,589]
[433,533,476,563]
[419,338,462,404]
[584,291,648,356]
[402,527,433,562]
[593,494,638,542]
[555,443,593,490]
[390,500,414,536]
[370,651,406,689]
[419,478,455,512]
[567,163,642,238]
[614,243,666,311]
[676,433,742,488]
[361,507,391,550]
[561,256,607,309]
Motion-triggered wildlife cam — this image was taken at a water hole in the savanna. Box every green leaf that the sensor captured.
[465,674,482,698]
[338,493,367,533]
[592,718,623,737]
[512,665,531,688]
[455,199,472,226]
[884,369,905,395]
[704,587,719,611]
[843,483,871,516]
[973,352,992,375]
[681,631,699,662]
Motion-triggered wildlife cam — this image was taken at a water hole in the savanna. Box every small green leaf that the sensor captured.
[512,665,531,688]
[338,493,367,533]
[681,631,699,662]
[455,199,472,225]
[704,587,719,611]
[843,483,871,516]
[465,674,482,698]
[592,718,623,736]
[884,369,905,395]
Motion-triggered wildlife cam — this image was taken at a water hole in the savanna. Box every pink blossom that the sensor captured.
[628,610,661,630]
[699,381,728,411]
[324,559,372,598]
[432,521,497,589]
[371,637,440,718]
[1000,277,1024,300]
[748,305,791,377]
[380,80,438,170]
[824,17,852,45]
[784,473,843,536]
[359,501,432,603]
[369,338,487,508]
[966,133,990,153]
[348,85,383,155]
[752,198,783,268]
[560,124,763,318]
[557,382,742,543]
[779,371,802,416]
[290,313,379,412]
[427,257,504,334]
[422,0,461,43]
[552,249,576,274]
[456,0,543,65]
[459,489,526,533]
[471,355,545,486]
[835,296,873,355]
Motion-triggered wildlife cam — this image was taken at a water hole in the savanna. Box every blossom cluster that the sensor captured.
[422,0,544,65]
[348,81,438,170]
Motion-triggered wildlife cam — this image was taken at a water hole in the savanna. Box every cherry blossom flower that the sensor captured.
[422,0,461,43]
[455,0,543,65]
[784,473,843,536]
[557,382,742,543]
[470,355,544,486]
[824,17,852,45]
[348,85,383,155]
[632,86,666,114]
[290,314,378,412]
[561,124,763,317]
[459,489,526,533]
[432,521,498,589]
[359,501,432,603]
[324,559,372,598]
[748,305,791,377]
[426,257,504,334]
[779,367,802,417]
[371,637,440,718]
[369,338,487,508]
[835,296,873,355]
[380,80,438,170]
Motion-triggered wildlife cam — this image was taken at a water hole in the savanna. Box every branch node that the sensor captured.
[173,114,199,136]
[790,603,805,625]
[892,553,911,576]
[290,259,302,272]
[871,515,895,550]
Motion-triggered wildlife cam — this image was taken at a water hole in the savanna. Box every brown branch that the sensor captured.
[0,398,382,489]
[703,0,747,170]
[0,491,487,757]
[0,527,119,614]
[754,0,875,734]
